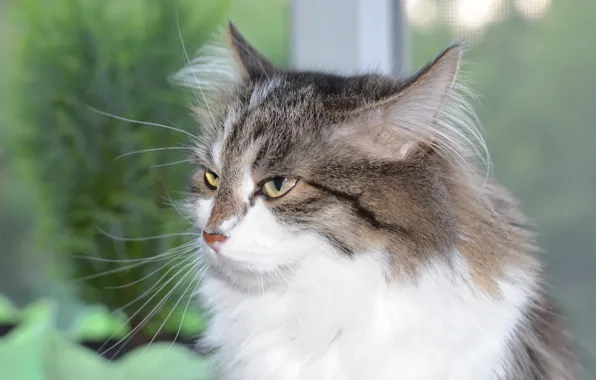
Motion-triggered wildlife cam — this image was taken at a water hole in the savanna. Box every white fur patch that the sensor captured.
[195,199,214,228]
[211,141,223,170]
[222,106,240,141]
[218,216,238,234]
[199,244,533,380]
[241,173,255,202]
[212,199,315,273]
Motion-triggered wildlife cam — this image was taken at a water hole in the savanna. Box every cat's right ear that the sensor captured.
[332,44,464,162]
[227,21,276,79]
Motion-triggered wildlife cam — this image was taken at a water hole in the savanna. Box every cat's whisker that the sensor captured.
[73,260,154,283]
[162,117,188,138]
[161,187,196,224]
[113,254,200,310]
[72,226,194,282]
[195,263,210,281]
[172,10,200,104]
[114,146,193,161]
[108,285,176,359]
[87,106,199,143]
[144,270,199,352]
[168,279,201,353]
[104,252,190,290]
[175,10,216,126]
[95,225,198,241]
[112,262,199,356]
[73,241,195,264]
[97,274,176,356]
[150,159,194,168]
[74,255,163,264]
[98,258,199,356]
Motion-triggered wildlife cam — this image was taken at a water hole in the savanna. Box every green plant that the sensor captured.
[15,0,230,343]
[0,294,20,325]
[69,305,130,342]
[0,297,213,380]
[0,299,55,380]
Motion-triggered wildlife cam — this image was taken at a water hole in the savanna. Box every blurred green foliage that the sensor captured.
[0,0,290,321]
[0,298,212,380]
[10,0,233,334]
[0,295,19,324]
[69,305,130,342]
[0,0,42,307]
[0,299,54,380]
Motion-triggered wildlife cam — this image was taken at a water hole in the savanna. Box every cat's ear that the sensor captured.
[393,43,462,122]
[227,21,276,79]
[338,44,464,161]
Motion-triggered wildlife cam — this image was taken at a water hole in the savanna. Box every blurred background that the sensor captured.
[0,0,594,378]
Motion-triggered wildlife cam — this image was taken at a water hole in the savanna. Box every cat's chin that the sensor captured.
[203,249,296,293]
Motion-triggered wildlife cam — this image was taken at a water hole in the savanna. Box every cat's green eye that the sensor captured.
[262,177,298,199]
[204,169,219,190]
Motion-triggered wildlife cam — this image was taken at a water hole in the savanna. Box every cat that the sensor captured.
[178,22,578,380]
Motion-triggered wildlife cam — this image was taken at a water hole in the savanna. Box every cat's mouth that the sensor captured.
[201,246,297,292]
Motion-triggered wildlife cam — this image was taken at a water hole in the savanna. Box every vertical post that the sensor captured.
[290,0,409,76]
[390,0,410,75]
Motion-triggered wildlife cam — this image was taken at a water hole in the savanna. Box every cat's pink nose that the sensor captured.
[202,231,228,252]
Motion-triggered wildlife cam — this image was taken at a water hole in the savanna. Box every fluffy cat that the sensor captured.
[178,22,578,380]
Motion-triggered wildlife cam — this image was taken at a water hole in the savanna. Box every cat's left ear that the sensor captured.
[337,44,463,160]
[227,21,276,79]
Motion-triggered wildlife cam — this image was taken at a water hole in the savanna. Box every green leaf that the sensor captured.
[113,343,213,380]
[20,298,58,328]
[0,294,20,324]
[0,299,56,380]
[49,338,213,380]
[47,332,108,380]
[70,305,130,341]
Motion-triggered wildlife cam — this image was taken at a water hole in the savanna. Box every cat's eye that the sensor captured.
[204,169,219,190]
[262,177,298,199]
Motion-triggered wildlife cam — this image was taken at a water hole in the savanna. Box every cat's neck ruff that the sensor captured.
[200,249,533,380]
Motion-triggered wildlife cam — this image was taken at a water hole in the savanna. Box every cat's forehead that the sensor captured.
[245,71,405,110]
[208,72,406,167]
[206,75,325,171]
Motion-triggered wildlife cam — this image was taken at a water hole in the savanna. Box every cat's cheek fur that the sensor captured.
[217,200,309,270]
[200,250,533,380]
[200,199,326,286]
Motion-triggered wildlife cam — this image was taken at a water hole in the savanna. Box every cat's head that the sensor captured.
[183,23,486,292]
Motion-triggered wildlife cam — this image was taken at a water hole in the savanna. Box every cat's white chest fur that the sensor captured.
[200,251,531,380]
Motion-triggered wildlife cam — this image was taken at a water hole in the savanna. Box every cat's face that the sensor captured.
[189,74,381,290]
[186,23,471,292]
